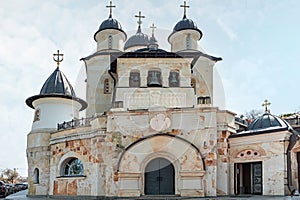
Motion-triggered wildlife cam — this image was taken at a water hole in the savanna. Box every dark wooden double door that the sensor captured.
[235,162,262,195]
[145,158,175,195]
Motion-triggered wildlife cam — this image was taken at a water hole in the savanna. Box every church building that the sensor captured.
[25,1,300,198]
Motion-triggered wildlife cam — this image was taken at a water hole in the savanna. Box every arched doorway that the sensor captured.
[145,157,175,195]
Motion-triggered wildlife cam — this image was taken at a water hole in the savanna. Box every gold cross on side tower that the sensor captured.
[53,50,63,68]
[262,99,271,113]
[180,1,190,18]
[135,11,145,26]
[106,1,116,18]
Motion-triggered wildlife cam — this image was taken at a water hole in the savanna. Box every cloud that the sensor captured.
[216,18,237,41]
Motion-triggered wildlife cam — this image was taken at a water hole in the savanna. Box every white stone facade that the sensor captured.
[26,2,300,199]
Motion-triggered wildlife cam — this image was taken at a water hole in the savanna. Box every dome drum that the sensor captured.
[94,18,126,42]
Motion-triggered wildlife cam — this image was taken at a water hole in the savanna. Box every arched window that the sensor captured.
[147,70,162,87]
[129,71,140,87]
[191,78,196,94]
[33,109,40,122]
[104,78,111,94]
[108,35,113,49]
[61,158,84,176]
[186,33,191,49]
[168,71,179,87]
[33,168,39,184]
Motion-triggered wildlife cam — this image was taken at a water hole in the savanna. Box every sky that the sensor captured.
[0,0,299,177]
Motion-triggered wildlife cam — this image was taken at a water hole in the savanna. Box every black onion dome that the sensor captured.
[94,17,127,41]
[124,26,150,50]
[246,113,292,131]
[40,67,75,96]
[169,16,202,41]
[26,67,87,111]
[174,17,198,31]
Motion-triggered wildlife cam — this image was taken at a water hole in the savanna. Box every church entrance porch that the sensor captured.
[234,162,262,195]
[145,157,175,195]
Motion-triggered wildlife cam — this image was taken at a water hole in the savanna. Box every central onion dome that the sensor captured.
[124,27,150,50]
[26,66,87,111]
[124,11,150,51]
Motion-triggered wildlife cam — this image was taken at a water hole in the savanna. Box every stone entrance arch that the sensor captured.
[117,133,205,197]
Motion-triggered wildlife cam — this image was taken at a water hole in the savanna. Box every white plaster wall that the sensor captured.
[95,29,126,51]
[193,57,215,103]
[85,55,111,116]
[169,29,201,52]
[32,98,81,131]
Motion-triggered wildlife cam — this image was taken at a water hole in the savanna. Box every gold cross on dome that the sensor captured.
[53,50,63,68]
[135,11,145,26]
[262,99,271,113]
[180,1,190,18]
[150,23,157,36]
[106,1,116,18]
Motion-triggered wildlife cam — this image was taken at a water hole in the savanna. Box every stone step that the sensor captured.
[134,195,185,200]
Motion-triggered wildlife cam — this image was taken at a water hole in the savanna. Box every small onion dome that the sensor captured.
[149,35,158,44]
[26,67,87,111]
[168,16,203,42]
[94,17,127,41]
[245,113,292,133]
[148,34,158,50]
[124,26,150,50]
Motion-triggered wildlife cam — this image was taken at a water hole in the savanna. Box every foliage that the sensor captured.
[243,109,262,120]
[0,168,19,183]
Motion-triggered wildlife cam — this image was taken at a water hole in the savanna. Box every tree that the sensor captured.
[244,109,262,120]
[1,168,19,183]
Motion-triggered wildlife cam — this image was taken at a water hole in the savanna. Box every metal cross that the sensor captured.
[262,99,271,113]
[53,50,63,68]
[106,1,116,18]
[150,23,157,36]
[180,1,190,18]
[135,11,145,25]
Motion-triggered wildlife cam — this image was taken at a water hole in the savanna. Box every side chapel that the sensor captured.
[25,1,300,198]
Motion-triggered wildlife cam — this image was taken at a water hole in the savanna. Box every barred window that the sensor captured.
[197,96,211,104]
[62,158,84,176]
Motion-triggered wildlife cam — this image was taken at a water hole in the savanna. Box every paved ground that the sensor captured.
[4,190,300,200]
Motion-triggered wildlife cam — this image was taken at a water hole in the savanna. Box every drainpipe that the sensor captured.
[286,129,300,195]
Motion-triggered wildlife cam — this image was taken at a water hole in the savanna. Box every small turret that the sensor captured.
[26,50,87,132]
[148,23,159,51]
[168,1,202,52]
[94,1,127,51]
